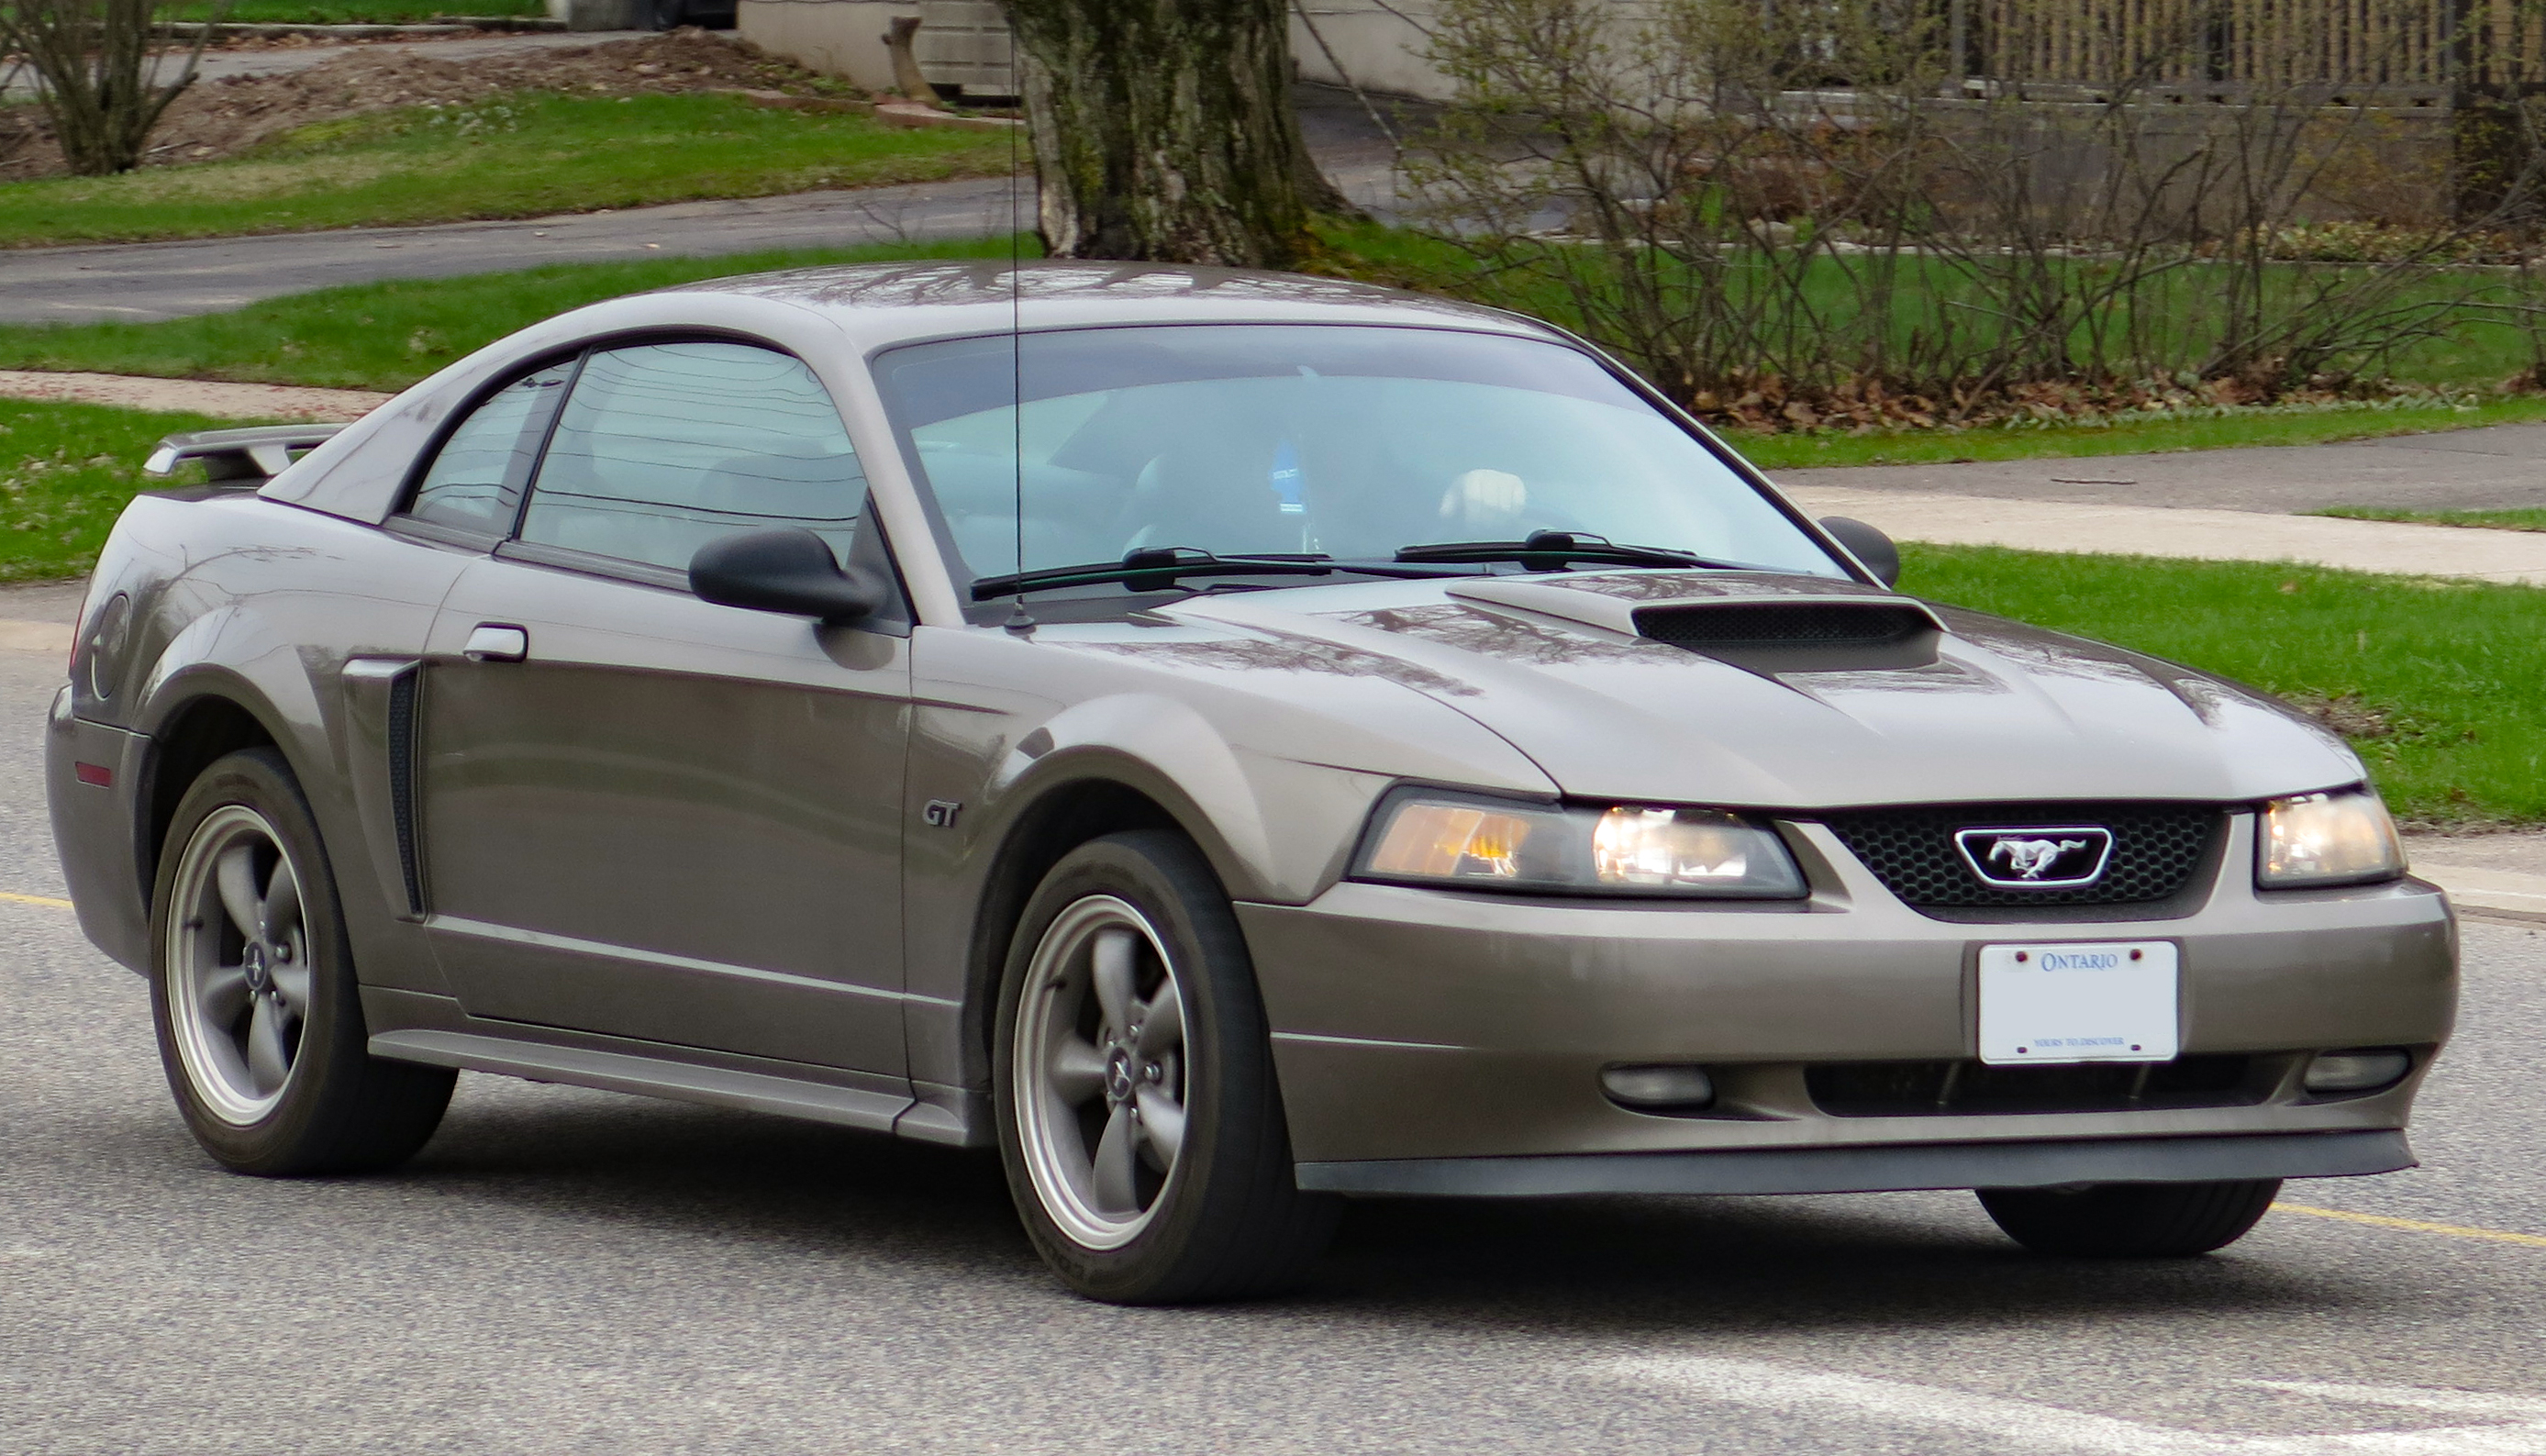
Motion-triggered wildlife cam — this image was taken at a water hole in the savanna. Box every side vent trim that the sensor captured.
[385,665,425,916]
[337,657,428,921]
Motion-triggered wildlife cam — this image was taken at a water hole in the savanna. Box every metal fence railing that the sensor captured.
[1963,0,2546,92]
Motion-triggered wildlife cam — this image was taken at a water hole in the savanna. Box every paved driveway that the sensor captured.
[4,626,2545,1454]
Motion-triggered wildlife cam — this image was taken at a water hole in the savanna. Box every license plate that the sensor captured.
[1977,941,2178,1065]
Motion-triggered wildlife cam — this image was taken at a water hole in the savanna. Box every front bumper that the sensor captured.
[1242,817,2456,1179]
[1297,1128,2412,1195]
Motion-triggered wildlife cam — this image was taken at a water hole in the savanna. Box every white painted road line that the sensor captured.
[1595,1356,2546,1454]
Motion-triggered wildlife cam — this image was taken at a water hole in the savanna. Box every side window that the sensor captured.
[406,361,573,536]
[517,341,869,572]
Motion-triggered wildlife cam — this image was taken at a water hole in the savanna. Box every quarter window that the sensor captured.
[516,341,868,572]
[406,361,573,536]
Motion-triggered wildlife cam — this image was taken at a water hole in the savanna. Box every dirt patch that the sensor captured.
[2285,691,2397,741]
[0,370,389,420]
[0,31,863,181]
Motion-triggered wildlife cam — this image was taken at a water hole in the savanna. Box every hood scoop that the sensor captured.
[1445,572,1943,672]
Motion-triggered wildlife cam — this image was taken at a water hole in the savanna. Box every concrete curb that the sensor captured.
[2413,862,2546,925]
[156,18,564,38]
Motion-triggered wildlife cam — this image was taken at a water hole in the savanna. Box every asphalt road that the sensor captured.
[5,639,2544,1454]
[0,74,1408,326]
[0,180,1028,326]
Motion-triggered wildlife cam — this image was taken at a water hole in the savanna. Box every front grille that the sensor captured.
[1818,802,2219,908]
[1807,1056,2259,1117]
[1635,601,1930,648]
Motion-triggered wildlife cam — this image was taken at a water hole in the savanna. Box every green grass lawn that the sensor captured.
[1906,543,2546,826]
[4,232,2540,472]
[0,399,231,584]
[0,92,1013,248]
[1318,221,2546,397]
[2310,505,2546,533]
[0,236,1036,389]
[1317,221,2546,468]
[163,0,542,18]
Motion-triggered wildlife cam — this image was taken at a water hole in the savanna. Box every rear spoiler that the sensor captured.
[143,424,349,483]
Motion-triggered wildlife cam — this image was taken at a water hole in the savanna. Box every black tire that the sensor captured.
[150,746,454,1175]
[993,830,1338,1304]
[649,0,684,30]
[1977,1178,2282,1257]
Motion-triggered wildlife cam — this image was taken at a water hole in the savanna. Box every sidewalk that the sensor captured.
[1783,483,2546,584]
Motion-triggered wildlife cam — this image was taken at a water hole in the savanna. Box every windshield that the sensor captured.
[872,324,1845,590]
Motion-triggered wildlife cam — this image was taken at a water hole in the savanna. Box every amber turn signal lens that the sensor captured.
[1365,802,1536,880]
[1354,792,1808,898]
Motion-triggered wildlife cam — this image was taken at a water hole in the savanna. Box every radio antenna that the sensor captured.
[1000,20,1036,637]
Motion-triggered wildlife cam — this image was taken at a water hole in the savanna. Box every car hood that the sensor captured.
[1154,569,2360,808]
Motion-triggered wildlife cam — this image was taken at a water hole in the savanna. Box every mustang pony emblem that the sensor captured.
[1952,826,2115,888]
[1990,838,2087,879]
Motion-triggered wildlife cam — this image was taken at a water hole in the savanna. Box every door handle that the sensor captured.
[462,624,529,662]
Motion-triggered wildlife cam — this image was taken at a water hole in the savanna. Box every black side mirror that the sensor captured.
[1818,516,1901,588]
[689,528,882,625]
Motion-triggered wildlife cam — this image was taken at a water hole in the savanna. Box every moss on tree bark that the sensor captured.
[1002,0,1349,268]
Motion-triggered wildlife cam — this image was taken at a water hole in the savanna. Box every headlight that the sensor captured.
[2258,787,2404,888]
[1352,789,1807,898]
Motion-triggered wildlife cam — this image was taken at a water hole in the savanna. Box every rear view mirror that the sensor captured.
[1818,516,1901,588]
[690,528,882,625]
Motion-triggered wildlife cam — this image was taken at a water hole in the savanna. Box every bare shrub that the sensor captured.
[1,0,217,175]
[1397,0,2546,426]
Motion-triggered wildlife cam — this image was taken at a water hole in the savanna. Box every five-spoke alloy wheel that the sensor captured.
[165,804,313,1124]
[995,831,1336,1303]
[1013,895,1191,1249]
[150,748,454,1174]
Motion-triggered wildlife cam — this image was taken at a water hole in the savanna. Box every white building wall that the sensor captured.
[738,0,912,94]
[739,0,1462,104]
[1291,1,1452,101]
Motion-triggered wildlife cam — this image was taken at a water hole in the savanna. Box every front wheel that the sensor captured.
[994,831,1337,1303]
[150,747,454,1175]
[1978,1179,2281,1257]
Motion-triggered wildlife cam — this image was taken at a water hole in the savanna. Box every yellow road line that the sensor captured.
[2276,1202,2546,1249]
[0,890,72,908]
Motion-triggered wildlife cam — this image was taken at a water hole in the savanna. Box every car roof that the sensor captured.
[652,260,1566,352]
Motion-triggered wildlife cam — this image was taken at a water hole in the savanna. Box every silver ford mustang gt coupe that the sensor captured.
[46,262,2454,1303]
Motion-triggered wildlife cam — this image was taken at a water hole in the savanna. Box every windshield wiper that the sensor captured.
[1394,530,1722,570]
[972,548,1450,602]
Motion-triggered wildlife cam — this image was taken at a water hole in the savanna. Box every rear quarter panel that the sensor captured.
[67,492,473,994]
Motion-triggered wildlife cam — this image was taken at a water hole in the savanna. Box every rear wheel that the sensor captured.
[150,747,453,1175]
[1978,1179,2281,1257]
[994,831,1337,1303]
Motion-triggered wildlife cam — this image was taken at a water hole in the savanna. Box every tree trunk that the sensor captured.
[1001,0,1351,269]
